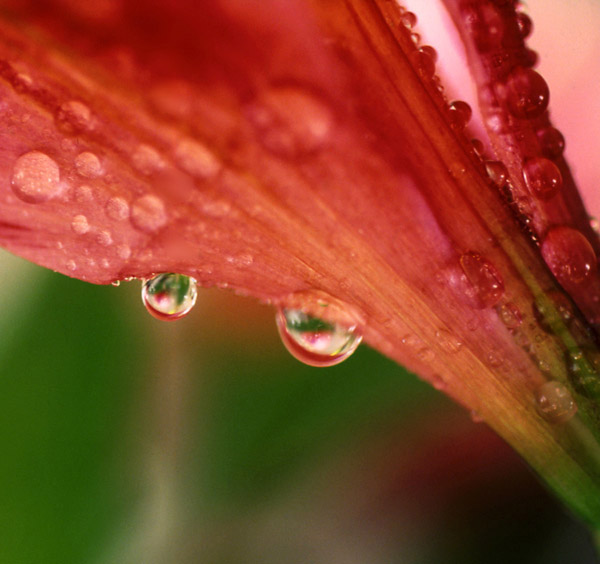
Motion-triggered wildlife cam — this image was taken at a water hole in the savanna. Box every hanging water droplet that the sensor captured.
[498,302,522,330]
[566,348,600,399]
[55,100,93,134]
[401,11,417,29]
[504,68,549,119]
[535,381,577,424]
[459,251,505,308]
[448,100,472,131]
[516,12,533,38]
[537,127,565,159]
[75,151,103,178]
[71,214,90,235]
[410,47,436,79]
[541,227,597,285]
[276,295,362,367]
[142,273,198,321]
[12,151,62,203]
[130,194,167,233]
[522,157,562,200]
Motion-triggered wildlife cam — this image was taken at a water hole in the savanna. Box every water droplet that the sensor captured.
[71,214,89,235]
[522,48,539,68]
[96,230,112,246]
[410,47,436,79]
[401,11,417,29]
[535,381,577,424]
[591,217,600,233]
[464,3,504,52]
[130,194,167,233]
[419,45,437,62]
[533,292,575,334]
[246,86,333,158]
[537,127,565,159]
[74,184,94,203]
[471,139,485,157]
[142,273,198,321]
[55,100,93,134]
[116,244,131,260]
[276,294,362,367]
[541,227,597,285]
[132,144,166,175]
[522,157,562,200]
[174,138,221,179]
[459,252,505,308]
[485,161,508,187]
[566,349,600,399]
[516,12,533,38]
[505,68,549,119]
[498,302,522,329]
[448,100,472,130]
[12,151,62,203]
[105,196,130,221]
[75,151,103,178]
[435,329,463,354]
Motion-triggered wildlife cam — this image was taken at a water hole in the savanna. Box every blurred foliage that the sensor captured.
[0,250,597,563]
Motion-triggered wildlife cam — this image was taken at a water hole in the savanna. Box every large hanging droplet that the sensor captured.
[541,227,597,286]
[504,68,549,119]
[276,295,362,367]
[142,273,198,321]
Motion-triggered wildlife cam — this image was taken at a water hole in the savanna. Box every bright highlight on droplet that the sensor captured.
[276,307,362,367]
[141,273,197,321]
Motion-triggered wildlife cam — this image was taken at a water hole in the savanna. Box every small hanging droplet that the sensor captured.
[537,127,565,159]
[566,349,600,399]
[12,151,62,203]
[459,251,505,308]
[535,381,577,424]
[498,302,522,330]
[276,293,362,367]
[75,152,103,178]
[485,161,509,187]
[504,68,549,119]
[541,227,597,285]
[448,100,472,131]
[401,11,417,29]
[522,157,562,200]
[410,47,436,79]
[142,273,198,321]
[515,12,533,38]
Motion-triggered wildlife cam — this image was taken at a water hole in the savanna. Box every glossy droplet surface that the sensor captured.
[71,214,89,235]
[522,157,562,200]
[485,161,508,187]
[410,48,436,79]
[276,305,362,367]
[246,86,333,158]
[537,127,565,159]
[401,11,417,29]
[448,100,472,130]
[566,349,600,399]
[12,151,62,203]
[541,227,597,285]
[535,381,577,424]
[505,68,549,119]
[55,100,93,134]
[75,152,103,178]
[459,252,505,308]
[132,144,165,175]
[174,138,221,179]
[142,273,197,321]
[498,302,522,330]
[131,194,167,233]
[516,12,533,38]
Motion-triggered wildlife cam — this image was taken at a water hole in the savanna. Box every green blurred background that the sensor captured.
[0,248,597,564]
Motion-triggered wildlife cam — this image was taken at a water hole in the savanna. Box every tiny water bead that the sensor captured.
[75,151,103,178]
[498,302,522,330]
[504,68,549,119]
[533,292,575,334]
[142,273,198,321]
[566,349,600,399]
[130,194,167,233]
[522,157,562,200]
[541,227,597,286]
[515,12,533,39]
[174,138,221,180]
[485,160,508,187]
[459,251,505,308]
[12,151,62,203]
[410,47,436,79]
[55,100,93,134]
[71,214,90,235]
[132,144,166,175]
[276,307,362,367]
[401,11,417,29]
[535,381,577,424]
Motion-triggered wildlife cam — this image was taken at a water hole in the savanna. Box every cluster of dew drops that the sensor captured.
[141,273,362,368]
